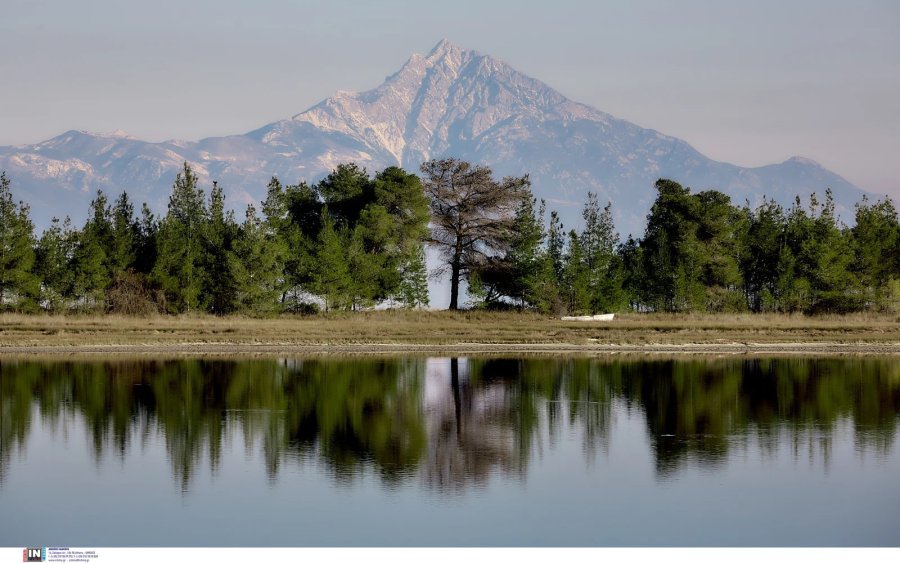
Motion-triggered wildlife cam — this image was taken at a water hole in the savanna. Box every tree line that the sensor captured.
[508,179,900,314]
[0,163,430,314]
[1,160,898,315]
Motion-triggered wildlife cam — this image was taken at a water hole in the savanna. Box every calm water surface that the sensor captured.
[1,356,898,546]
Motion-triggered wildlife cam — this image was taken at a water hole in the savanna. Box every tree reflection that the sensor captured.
[422,358,523,492]
[0,356,898,490]
[616,358,900,476]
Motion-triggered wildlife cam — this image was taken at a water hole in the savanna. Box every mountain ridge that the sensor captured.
[0,40,868,232]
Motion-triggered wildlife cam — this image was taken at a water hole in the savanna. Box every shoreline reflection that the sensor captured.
[1,356,898,492]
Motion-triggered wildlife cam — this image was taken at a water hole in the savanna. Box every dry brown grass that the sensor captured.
[1,310,898,351]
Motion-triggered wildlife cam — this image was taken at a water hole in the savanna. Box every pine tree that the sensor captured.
[547,210,565,283]
[135,203,158,275]
[562,230,591,314]
[851,196,900,309]
[346,224,382,309]
[809,189,859,311]
[0,172,39,310]
[313,213,352,311]
[231,205,285,314]
[35,217,76,312]
[508,195,543,307]
[580,195,623,313]
[71,227,107,310]
[396,244,429,308]
[202,181,238,314]
[743,199,786,312]
[262,177,320,307]
[371,166,431,302]
[152,162,207,312]
[525,201,563,314]
[69,191,114,309]
[109,191,140,275]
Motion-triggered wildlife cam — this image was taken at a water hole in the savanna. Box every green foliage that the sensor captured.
[636,180,746,312]
[202,182,239,314]
[580,195,626,313]
[395,244,429,308]
[562,230,591,313]
[152,163,208,313]
[312,213,352,311]
[261,177,316,308]
[264,165,430,311]
[230,205,285,315]
[70,226,108,310]
[851,196,900,310]
[108,192,140,275]
[0,172,39,309]
[34,217,75,312]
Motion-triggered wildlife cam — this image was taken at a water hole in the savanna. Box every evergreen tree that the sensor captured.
[69,191,114,309]
[526,201,562,314]
[135,203,158,275]
[35,217,76,312]
[694,190,745,312]
[108,191,140,275]
[546,210,565,283]
[0,172,39,309]
[395,245,429,308]
[261,177,315,307]
[231,205,285,314]
[71,226,107,310]
[312,213,352,311]
[743,199,786,311]
[851,196,900,309]
[619,235,643,311]
[318,162,371,228]
[346,223,383,309]
[580,195,625,313]
[808,190,859,311]
[202,181,238,314]
[152,162,207,312]
[562,230,591,314]
[508,195,544,307]
[638,180,744,312]
[370,166,430,302]
[640,180,702,311]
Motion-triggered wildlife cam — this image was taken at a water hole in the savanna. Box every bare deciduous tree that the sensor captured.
[420,158,530,309]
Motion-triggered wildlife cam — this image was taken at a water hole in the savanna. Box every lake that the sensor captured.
[1,356,898,547]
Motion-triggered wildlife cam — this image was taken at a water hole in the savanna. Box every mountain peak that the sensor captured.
[428,39,462,57]
[96,129,137,140]
[785,155,823,168]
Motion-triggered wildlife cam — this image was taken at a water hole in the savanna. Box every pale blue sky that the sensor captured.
[2,0,898,195]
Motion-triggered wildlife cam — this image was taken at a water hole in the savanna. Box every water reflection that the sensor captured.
[1,356,898,491]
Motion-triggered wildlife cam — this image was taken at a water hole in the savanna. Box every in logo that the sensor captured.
[23,548,45,562]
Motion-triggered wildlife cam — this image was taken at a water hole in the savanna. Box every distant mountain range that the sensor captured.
[0,39,869,234]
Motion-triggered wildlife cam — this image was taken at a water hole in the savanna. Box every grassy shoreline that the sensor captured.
[1,311,899,356]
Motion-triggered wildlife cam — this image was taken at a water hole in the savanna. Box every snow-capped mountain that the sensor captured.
[0,39,868,233]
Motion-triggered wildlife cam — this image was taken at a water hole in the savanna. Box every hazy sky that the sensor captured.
[2,0,898,196]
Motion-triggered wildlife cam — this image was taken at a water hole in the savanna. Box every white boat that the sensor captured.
[560,313,615,321]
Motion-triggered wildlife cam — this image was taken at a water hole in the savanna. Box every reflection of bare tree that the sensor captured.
[422,358,522,492]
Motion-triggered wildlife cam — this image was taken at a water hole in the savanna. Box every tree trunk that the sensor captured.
[449,244,462,310]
